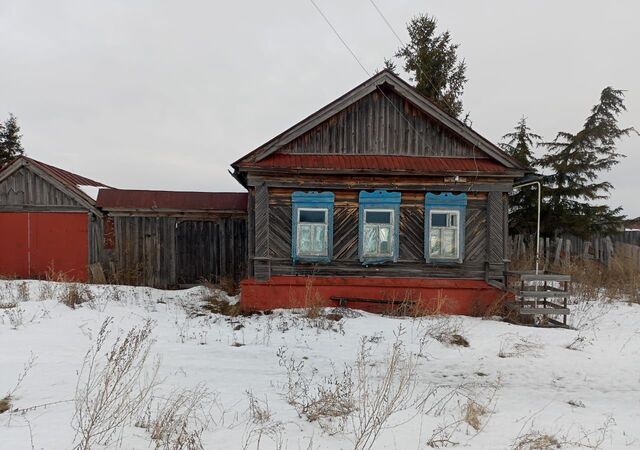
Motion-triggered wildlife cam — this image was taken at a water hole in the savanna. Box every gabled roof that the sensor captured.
[0,156,110,211]
[96,189,247,212]
[233,70,527,171]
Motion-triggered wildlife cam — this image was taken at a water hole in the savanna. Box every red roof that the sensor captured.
[96,189,248,211]
[236,154,507,173]
[26,157,109,187]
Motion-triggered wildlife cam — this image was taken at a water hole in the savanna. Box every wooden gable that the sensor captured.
[280,85,483,158]
[0,160,97,212]
[234,70,526,171]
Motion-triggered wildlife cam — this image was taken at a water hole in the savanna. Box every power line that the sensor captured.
[310,0,370,76]
[309,0,433,154]
[367,0,481,189]
[368,0,464,126]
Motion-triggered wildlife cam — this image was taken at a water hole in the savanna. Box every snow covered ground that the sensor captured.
[0,279,639,449]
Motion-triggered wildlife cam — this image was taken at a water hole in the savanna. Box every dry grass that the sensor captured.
[44,266,74,282]
[463,399,487,431]
[498,335,542,358]
[149,385,211,450]
[512,431,561,450]
[300,277,324,319]
[0,395,12,414]
[60,283,94,309]
[16,282,29,302]
[390,290,450,317]
[73,318,159,449]
[200,277,240,297]
[199,292,241,317]
[423,316,470,347]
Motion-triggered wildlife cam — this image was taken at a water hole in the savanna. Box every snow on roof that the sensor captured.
[78,185,101,201]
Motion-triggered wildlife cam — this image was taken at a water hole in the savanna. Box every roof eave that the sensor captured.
[235,165,525,178]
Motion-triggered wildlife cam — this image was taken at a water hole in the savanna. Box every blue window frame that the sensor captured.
[359,190,401,264]
[291,191,334,263]
[425,192,467,264]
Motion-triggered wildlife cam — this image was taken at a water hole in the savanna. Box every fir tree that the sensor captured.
[539,87,637,237]
[395,14,467,118]
[376,58,399,75]
[500,117,541,235]
[0,114,24,167]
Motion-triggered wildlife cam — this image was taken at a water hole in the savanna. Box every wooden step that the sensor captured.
[519,290,569,298]
[519,274,571,282]
[505,302,570,316]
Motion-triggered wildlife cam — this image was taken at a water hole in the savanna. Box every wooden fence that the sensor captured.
[510,233,640,269]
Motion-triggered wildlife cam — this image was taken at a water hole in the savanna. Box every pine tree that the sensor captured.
[500,117,541,235]
[0,114,25,167]
[395,14,467,118]
[539,87,637,237]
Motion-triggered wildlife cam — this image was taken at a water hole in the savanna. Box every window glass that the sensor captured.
[363,209,394,257]
[430,229,442,256]
[300,209,326,223]
[365,210,392,224]
[429,211,459,259]
[431,213,447,227]
[312,225,326,252]
[364,226,378,255]
[378,226,391,254]
[297,208,328,256]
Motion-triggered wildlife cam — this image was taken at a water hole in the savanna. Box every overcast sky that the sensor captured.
[1,0,638,216]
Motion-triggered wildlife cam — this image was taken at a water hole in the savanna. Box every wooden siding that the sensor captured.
[280,86,484,158]
[254,183,271,281]
[109,215,247,289]
[256,189,494,280]
[0,167,84,210]
[176,219,247,285]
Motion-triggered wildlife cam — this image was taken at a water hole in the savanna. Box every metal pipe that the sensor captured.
[512,180,542,274]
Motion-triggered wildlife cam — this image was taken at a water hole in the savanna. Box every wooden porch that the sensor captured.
[504,271,572,327]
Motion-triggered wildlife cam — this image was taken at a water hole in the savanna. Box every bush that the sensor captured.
[61,283,94,309]
[149,385,212,450]
[73,318,159,449]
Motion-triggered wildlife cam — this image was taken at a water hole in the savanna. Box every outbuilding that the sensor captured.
[95,189,248,288]
[0,156,108,281]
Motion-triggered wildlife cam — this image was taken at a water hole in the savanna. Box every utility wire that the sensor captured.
[309,0,434,154]
[310,0,370,76]
[367,0,481,189]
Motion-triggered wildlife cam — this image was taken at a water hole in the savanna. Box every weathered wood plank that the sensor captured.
[280,86,484,158]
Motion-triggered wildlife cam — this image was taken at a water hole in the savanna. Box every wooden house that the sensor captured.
[232,70,528,314]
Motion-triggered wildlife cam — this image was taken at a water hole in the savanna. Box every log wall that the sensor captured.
[250,187,507,282]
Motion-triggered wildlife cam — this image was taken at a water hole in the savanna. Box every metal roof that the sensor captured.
[96,189,248,211]
[25,157,110,188]
[236,154,508,174]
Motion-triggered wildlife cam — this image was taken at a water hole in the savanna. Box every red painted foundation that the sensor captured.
[240,276,506,316]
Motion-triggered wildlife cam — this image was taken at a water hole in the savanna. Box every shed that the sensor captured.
[232,70,529,314]
[95,189,248,288]
[0,156,109,281]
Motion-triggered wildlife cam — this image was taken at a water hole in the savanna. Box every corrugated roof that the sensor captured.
[236,154,507,173]
[96,189,248,211]
[26,157,110,188]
